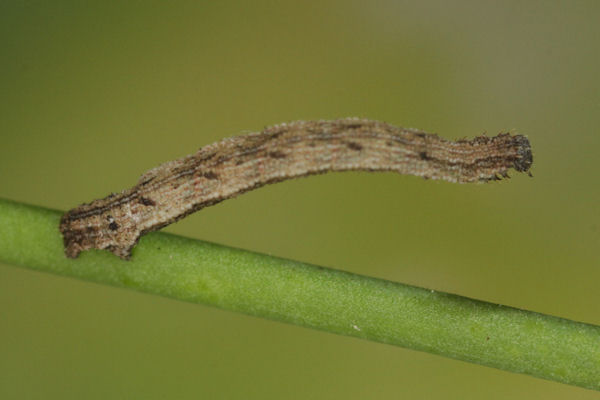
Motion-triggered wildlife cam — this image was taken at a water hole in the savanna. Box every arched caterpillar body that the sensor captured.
[60,119,533,259]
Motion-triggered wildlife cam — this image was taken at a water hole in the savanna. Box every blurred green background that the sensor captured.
[1,1,599,398]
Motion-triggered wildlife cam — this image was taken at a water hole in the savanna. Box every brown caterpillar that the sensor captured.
[60,118,533,259]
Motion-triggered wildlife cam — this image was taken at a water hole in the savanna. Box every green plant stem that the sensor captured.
[0,198,598,390]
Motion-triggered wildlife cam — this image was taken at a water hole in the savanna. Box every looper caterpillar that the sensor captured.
[60,118,533,259]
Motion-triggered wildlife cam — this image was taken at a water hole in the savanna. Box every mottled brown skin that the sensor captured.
[60,118,533,259]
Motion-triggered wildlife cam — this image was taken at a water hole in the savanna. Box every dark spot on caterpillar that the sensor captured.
[386,141,394,147]
[109,222,119,231]
[269,130,284,139]
[139,177,155,186]
[139,196,156,206]
[344,123,363,129]
[308,141,317,147]
[419,151,431,160]
[202,171,219,180]
[199,151,217,162]
[268,151,287,159]
[235,158,246,165]
[472,136,492,145]
[346,142,363,151]
[415,132,426,138]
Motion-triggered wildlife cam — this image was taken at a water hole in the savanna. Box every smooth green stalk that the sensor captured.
[0,198,598,390]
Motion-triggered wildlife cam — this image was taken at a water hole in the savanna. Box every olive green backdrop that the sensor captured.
[1,1,598,399]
